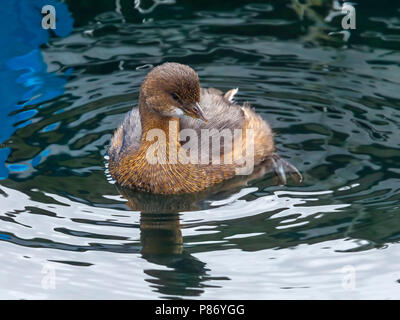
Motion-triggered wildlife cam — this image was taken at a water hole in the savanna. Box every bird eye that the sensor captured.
[171,93,180,102]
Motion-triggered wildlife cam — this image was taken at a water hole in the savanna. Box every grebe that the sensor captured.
[108,62,301,194]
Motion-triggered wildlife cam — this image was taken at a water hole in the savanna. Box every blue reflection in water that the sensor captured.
[0,0,73,179]
[0,234,11,241]
[31,148,50,167]
[40,121,60,133]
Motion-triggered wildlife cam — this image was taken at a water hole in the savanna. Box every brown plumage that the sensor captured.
[108,62,301,195]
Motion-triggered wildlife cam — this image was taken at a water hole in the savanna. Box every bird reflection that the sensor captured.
[140,212,211,297]
[115,156,301,297]
[116,187,212,297]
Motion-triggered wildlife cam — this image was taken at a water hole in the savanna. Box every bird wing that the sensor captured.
[179,88,245,161]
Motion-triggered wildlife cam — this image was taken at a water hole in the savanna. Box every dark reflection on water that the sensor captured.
[140,212,212,298]
[1,0,400,299]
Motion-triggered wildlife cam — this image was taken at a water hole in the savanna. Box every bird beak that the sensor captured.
[183,102,207,122]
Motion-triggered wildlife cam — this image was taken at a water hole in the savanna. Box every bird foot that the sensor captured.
[270,153,303,185]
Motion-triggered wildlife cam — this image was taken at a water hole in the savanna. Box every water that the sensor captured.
[1,0,400,299]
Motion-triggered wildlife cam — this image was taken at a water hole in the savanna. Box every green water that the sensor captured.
[1,0,400,299]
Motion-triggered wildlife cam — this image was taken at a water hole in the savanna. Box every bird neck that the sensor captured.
[138,98,181,162]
